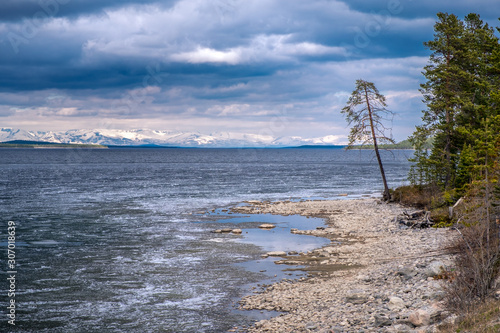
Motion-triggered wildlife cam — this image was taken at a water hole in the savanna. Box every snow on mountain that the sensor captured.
[0,128,346,147]
[0,128,39,141]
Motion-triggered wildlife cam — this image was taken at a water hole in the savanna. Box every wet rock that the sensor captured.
[259,223,276,229]
[232,229,242,234]
[266,251,287,257]
[220,228,233,233]
[288,251,298,255]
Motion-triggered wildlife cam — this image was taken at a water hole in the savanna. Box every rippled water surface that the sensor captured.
[0,148,412,332]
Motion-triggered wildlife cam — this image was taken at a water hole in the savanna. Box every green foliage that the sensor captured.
[410,12,500,191]
[341,79,395,148]
[406,14,500,315]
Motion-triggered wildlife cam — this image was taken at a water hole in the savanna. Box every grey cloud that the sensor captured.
[0,0,173,22]
[0,0,497,140]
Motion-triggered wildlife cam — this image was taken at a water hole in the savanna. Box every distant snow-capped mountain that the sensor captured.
[0,128,345,147]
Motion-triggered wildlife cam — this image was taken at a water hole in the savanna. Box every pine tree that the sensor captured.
[410,13,500,192]
[341,79,395,201]
[418,12,466,189]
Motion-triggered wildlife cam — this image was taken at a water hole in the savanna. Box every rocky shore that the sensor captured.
[231,198,457,333]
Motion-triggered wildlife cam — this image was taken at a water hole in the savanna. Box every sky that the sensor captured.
[0,0,499,143]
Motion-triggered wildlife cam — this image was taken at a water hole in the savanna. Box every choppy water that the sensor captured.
[0,148,412,332]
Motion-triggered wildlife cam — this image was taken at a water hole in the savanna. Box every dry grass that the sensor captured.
[390,184,438,209]
[438,299,500,332]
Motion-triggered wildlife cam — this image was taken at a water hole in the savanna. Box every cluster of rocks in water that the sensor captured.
[225,199,458,333]
[212,223,277,235]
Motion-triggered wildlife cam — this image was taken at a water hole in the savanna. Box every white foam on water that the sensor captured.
[30,240,59,245]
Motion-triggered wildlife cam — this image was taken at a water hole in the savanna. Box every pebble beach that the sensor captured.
[231,198,457,333]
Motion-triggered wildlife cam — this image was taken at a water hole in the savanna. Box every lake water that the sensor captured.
[0,148,413,332]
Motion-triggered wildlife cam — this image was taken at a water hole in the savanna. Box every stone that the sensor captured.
[231,229,242,234]
[396,268,417,281]
[220,228,233,233]
[266,251,287,257]
[425,261,445,278]
[409,309,431,327]
[212,229,222,233]
[259,223,276,229]
[440,314,458,326]
[388,296,406,311]
[288,251,298,255]
[345,291,368,305]
[374,314,392,327]
[305,322,317,330]
[392,324,411,332]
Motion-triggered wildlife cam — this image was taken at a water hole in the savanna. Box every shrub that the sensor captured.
[390,184,443,209]
[443,196,500,313]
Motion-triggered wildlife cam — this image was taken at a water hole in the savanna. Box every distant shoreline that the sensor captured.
[0,144,108,149]
[0,140,417,150]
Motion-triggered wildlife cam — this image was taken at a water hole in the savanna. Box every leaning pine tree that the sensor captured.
[341,79,395,201]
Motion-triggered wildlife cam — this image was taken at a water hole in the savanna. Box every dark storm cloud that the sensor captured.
[0,0,173,22]
[340,0,500,22]
[0,0,498,139]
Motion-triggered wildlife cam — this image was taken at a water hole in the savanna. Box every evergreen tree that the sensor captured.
[416,13,466,189]
[341,79,395,201]
[410,13,500,192]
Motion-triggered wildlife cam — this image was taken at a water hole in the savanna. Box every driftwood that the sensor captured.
[448,197,464,219]
[397,210,434,229]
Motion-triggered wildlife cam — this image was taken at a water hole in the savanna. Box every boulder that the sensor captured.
[259,223,276,229]
[425,261,446,278]
[266,251,287,257]
[374,314,392,327]
[392,324,412,332]
[345,291,368,305]
[409,309,430,327]
[388,296,406,311]
[305,322,317,330]
[232,229,242,234]
[396,267,417,281]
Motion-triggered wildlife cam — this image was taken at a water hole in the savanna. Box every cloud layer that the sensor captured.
[0,0,498,141]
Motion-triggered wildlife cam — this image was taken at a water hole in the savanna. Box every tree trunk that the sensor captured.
[364,87,391,201]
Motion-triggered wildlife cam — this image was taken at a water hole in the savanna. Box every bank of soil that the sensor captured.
[231,199,457,333]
